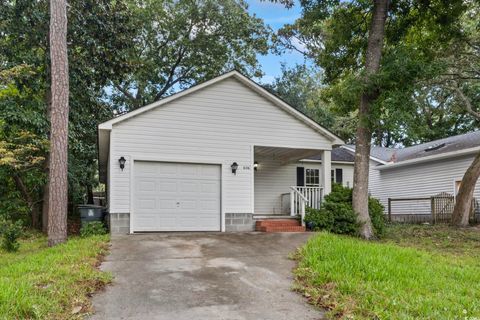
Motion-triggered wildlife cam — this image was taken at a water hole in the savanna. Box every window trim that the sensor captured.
[305,168,320,187]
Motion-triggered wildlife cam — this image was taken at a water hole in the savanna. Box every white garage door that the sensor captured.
[133,161,221,232]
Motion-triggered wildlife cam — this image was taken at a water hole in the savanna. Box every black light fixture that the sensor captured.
[118,156,126,171]
[231,162,238,175]
[254,161,258,171]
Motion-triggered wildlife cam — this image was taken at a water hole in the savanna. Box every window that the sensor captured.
[305,169,320,186]
[331,168,344,185]
[335,168,343,184]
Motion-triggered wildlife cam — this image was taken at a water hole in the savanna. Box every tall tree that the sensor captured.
[420,4,480,226]
[352,0,389,239]
[277,0,467,237]
[449,27,480,225]
[47,0,69,246]
[0,0,135,231]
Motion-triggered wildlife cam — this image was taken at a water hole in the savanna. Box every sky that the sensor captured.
[245,0,307,83]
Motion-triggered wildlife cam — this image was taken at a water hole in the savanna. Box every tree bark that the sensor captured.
[42,39,53,234]
[352,0,389,239]
[42,153,50,233]
[47,0,69,246]
[451,151,480,226]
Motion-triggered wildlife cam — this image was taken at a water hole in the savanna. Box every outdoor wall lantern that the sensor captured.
[254,161,258,171]
[118,156,126,171]
[231,162,239,175]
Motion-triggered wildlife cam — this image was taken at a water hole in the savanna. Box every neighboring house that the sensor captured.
[98,71,344,234]
[342,131,480,218]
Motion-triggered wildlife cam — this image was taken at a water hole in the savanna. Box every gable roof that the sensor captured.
[97,71,345,182]
[98,70,344,145]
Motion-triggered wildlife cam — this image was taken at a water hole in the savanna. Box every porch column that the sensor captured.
[321,150,332,196]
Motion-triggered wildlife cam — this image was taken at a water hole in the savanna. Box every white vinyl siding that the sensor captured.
[109,77,332,215]
[369,155,480,214]
[253,160,323,215]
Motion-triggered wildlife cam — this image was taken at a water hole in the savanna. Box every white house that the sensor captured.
[342,131,480,221]
[98,71,345,234]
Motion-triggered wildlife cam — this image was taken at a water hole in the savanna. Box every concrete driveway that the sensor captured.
[90,232,323,320]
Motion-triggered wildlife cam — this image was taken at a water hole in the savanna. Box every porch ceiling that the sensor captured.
[254,146,323,163]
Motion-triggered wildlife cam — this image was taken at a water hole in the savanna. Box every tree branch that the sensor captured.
[453,86,480,120]
[114,83,137,103]
[154,47,186,101]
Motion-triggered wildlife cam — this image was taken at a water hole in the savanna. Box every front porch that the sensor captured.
[253,145,332,228]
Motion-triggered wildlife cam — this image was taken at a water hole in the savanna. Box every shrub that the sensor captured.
[305,204,359,236]
[369,197,386,237]
[0,219,23,252]
[305,207,333,230]
[304,184,385,237]
[80,221,107,237]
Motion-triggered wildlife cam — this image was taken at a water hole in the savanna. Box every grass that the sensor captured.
[294,224,480,319]
[0,232,111,319]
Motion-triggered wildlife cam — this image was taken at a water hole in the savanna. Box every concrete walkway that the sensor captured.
[90,232,323,320]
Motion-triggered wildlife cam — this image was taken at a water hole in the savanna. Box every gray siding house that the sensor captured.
[98,71,345,234]
[343,131,480,219]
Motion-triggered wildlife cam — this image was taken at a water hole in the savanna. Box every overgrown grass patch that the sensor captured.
[294,228,480,319]
[0,232,111,319]
[382,224,480,257]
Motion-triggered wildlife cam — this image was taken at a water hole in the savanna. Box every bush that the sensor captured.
[369,197,386,237]
[0,219,23,252]
[80,221,107,237]
[304,184,386,237]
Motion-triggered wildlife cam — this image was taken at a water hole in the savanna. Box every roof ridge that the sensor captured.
[401,130,480,151]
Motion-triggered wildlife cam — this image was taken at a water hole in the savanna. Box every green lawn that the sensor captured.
[294,225,480,319]
[0,233,111,319]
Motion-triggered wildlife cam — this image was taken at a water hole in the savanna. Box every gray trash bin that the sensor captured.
[78,205,105,225]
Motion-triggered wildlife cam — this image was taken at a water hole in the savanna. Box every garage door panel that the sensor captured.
[158,199,176,209]
[137,198,156,210]
[200,199,219,210]
[179,200,197,209]
[139,180,155,192]
[178,165,196,177]
[200,181,220,193]
[157,163,178,175]
[133,161,221,232]
[179,181,199,193]
[158,180,177,191]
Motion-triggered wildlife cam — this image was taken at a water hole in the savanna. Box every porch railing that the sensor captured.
[290,186,323,225]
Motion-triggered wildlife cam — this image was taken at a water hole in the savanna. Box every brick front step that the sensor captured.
[258,225,306,232]
[255,219,305,232]
[255,219,300,228]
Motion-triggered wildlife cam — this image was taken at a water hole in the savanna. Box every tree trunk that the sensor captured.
[87,184,94,204]
[42,87,52,234]
[451,151,480,226]
[47,0,69,246]
[352,0,389,239]
[42,152,50,233]
[13,173,40,229]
